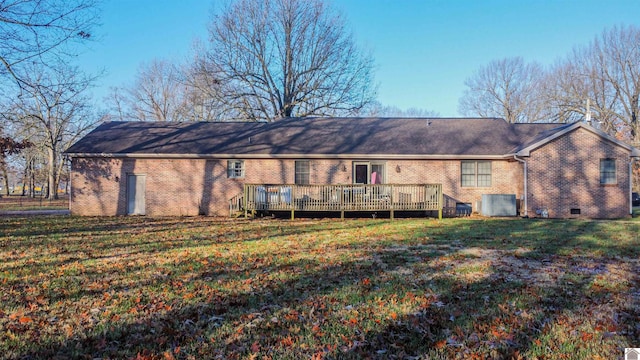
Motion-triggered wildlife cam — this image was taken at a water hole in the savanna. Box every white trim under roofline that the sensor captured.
[65,153,513,160]
[514,122,640,157]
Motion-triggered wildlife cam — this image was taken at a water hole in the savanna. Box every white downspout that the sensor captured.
[514,155,528,217]
[630,159,636,215]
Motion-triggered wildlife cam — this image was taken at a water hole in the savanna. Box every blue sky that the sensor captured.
[79,0,640,117]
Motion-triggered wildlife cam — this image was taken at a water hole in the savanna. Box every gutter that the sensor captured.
[513,155,528,217]
[63,152,514,160]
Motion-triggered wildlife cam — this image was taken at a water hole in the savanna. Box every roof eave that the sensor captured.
[515,122,639,157]
[65,152,513,160]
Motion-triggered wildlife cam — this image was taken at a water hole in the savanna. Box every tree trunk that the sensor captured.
[21,167,27,196]
[631,97,639,144]
[55,156,66,199]
[29,159,35,198]
[1,160,9,196]
[47,147,59,200]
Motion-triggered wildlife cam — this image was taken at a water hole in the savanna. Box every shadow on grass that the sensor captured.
[3,218,638,359]
[0,216,364,276]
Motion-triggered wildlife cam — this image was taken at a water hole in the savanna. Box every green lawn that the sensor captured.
[1,216,638,359]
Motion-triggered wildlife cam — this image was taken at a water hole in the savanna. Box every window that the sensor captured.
[600,159,616,184]
[295,160,310,185]
[371,163,385,184]
[353,162,385,184]
[227,160,244,179]
[477,161,492,187]
[461,160,492,187]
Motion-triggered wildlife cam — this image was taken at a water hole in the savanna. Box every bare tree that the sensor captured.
[107,57,227,122]
[204,0,375,122]
[359,101,440,117]
[592,25,640,142]
[120,59,188,121]
[459,57,546,123]
[541,50,620,131]
[105,86,131,121]
[181,46,228,121]
[9,64,97,199]
[541,25,640,141]
[0,0,98,87]
[0,135,32,196]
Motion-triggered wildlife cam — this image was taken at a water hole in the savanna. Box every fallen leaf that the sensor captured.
[251,341,260,353]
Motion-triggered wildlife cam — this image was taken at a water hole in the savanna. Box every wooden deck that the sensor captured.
[230,184,443,219]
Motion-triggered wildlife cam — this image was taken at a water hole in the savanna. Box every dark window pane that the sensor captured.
[355,164,368,184]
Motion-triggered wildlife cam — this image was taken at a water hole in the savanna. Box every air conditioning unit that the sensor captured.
[481,194,517,217]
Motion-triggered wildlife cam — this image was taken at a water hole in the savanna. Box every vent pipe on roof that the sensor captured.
[585,99,592,125]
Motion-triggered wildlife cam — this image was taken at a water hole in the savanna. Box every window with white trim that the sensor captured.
[227,160,245,179]
[600,158,616,184]
[461,160,492,187]
[295,160,310,185]
[353,162,386,184]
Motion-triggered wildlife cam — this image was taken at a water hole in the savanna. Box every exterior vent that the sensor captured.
[481,194,517,217]
[570,208,581,215]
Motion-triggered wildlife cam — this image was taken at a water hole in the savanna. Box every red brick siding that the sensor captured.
[526,128,631,218]
[71,157,523,216]
[71,158,123,216]
[71,158,244,216]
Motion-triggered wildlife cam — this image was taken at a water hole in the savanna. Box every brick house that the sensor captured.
[65,117,639,218]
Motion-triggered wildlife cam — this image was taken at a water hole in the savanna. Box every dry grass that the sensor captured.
[0,216,638,359]
[0,195,68,211]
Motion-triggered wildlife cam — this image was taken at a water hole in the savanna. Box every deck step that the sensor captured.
[230,210,245,218]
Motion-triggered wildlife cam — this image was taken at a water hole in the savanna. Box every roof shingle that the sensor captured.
[65,117,567,158]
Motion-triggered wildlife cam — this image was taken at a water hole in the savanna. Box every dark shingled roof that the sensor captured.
[65,117,567,157]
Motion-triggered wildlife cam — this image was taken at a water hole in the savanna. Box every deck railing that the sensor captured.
[239,183,443,219]
[228,192,244,217]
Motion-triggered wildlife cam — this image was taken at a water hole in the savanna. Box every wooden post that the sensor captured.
[244,184,248,219]
[438,184,443,220]
[340,185,345,220]
[291,185,295,220]
[390,184,394,221]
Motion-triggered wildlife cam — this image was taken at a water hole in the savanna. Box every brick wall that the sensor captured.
[526,127,631,218]
[71,157,522,216]
[71,158,243,216]
[385,159,523,213]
